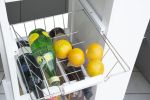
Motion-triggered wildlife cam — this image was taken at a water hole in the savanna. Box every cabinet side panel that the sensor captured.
[95,0,150,100]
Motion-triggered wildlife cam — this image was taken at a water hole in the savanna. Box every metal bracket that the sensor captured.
[79,0,105,34]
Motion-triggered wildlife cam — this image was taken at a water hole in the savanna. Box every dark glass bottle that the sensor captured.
[49,28,93,100]
[17,40,44,99]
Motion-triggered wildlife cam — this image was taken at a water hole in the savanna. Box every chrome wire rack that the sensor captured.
[9,3,130,100]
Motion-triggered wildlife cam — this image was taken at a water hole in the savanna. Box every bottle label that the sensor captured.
[36,56,44,64]
[43,52,53,62]
[28,33,39,46]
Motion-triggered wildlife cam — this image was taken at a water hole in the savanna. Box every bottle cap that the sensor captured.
[49,76,60,86]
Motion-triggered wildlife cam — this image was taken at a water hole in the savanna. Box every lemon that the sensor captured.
[54,39,72,59]
[86,60,104,77]
[86,43,103,61]
[68,48,85,67]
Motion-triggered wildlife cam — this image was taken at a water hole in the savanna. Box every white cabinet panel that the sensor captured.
[95,0,150,100]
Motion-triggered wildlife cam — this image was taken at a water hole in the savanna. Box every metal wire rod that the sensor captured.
[82,8,129,72]
[105,71,129,81]
[13,27,50,99]
[24,56,39,68]
[16,54,33,99]
[36,90,61,100]
[12,25,29,43]
[81,65,88,77]
[35,84,48,98]
[56,58,69,82]
[105,61,118,79]
[72,67,80,81]
[102,35,126,72]
[102,48,110,59]
[43,18,47,30]
[52,16,56,29]
[58,69,82,78]
[51,31,78,39]
[34,20,37,29]
[38,61,52,97]
[72,41,85,46]
[103,34,130,70]
[0,73,5,86]
[30,70,43,82]
[17,39,41,99]
[57,59,68,63]
[23,23,28,37]
[62,14,66,29]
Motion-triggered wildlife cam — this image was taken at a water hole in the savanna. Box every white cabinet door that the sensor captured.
[94,0,150,100]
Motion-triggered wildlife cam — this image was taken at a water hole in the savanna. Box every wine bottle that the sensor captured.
[28,28,60,86]
[49,28,93,100]
[17,40,44,99]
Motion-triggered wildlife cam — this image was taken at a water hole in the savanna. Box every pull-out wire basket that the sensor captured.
[8,1,130,100]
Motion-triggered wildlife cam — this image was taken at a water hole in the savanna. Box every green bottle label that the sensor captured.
[43,52,54,71]
[43,52,53,62]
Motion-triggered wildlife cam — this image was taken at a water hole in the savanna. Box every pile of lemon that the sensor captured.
[86,43,104,77]
[54,39,104,77]
[54,39,85,67]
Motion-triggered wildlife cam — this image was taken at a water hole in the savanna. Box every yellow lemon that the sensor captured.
[54,39,72,59]
[68,48,85,67]
[86,60,104,77]
[86,43,103,61]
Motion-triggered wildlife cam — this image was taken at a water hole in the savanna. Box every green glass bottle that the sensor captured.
[28,28,60,86]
